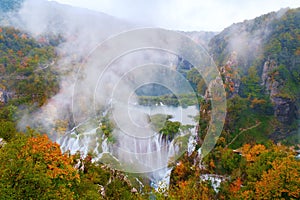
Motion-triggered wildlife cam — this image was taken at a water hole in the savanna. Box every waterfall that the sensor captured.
[200,174,229,192]
[112,131,176,172]
[188,135,197,156]
[57,128,100,156]
[57,105,199,191]
[102,138,109,152]
[150,167,173,192]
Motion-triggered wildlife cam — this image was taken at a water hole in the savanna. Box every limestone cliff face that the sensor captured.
[262,60,298,138]
[272,97,297,125]
[207,7,300,141]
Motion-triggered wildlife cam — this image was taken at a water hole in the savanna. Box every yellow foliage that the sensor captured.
[255,156,300,199]
[240,144,268,162]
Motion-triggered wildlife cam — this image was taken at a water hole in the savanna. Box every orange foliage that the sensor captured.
[255,156,300,199]
[173,161,187,178]
[170,178,214,199]
[209,159,216,169]
[20,134,79,181]
[240,144,268,162]
[230,177,242,193]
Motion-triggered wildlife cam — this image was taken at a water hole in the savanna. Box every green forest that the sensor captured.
[0,1,300,199]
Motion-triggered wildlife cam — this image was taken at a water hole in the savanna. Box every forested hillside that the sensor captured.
[0,26,141,200]
[0,2,299,199]
[207,8,300,145]
[170,7,300,199]
[0,27,59,141]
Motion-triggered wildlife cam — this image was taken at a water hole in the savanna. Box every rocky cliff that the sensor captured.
[208,7,300,140]
[262,59,298,139]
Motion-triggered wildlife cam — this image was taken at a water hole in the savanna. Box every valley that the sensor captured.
[0,1,299,199]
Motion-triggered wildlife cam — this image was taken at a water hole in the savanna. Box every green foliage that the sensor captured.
[217,93,274,148]
[271,64,300,100]
[186,68,207,94]
[0,7,299,200]
[0,134,79,199]
[100,114,115,144]
[0,105,17,121]
[264,38,282,55]
[245,149,286,183]
[209,7,300,142]
[0,132,140,200]
[186,68,202,88]
[239,66,261,98]
[150,114,172,132]
[105,178,136,200]
[220,149,243,174]
[75,154,138,200]
[159,120,181,141]
[281,129,300,146]
[263,9,300,101]
[0,27,59,107]
[194,143,299,199]
[239,66,273,114]
[0,120,16,141]
[138,93,198,107]
[73,155,109,199]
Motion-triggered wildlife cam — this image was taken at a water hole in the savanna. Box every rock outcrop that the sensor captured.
[262,60,298,138]
[219,51,241,97]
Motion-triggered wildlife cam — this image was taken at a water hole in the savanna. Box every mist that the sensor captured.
[2,0,226,177]
[8,0,136,135]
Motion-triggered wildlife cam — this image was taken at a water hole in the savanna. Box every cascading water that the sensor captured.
[58,128,99,155]
[188,135,197,156]
[57,105,199,191]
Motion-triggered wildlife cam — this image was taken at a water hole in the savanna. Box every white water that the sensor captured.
[188,135,197,156]
[200,174,229,192]
[57,105,199,190]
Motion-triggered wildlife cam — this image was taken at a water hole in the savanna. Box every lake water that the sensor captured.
[134,104,199,125]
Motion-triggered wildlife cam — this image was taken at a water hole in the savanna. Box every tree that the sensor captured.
[254,156,300,199]
[0,120,16,141]
[159,120,181,141]
[240,66,262,99]
[221,144,300,200]
[0,133,79,199]
[169,178,216,200]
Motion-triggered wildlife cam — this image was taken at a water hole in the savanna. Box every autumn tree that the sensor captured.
[218,143,300,199]
[0,133,79,199]
[254,155,300,199]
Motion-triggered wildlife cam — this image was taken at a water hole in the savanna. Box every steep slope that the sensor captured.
[0,27,59,105]
[208,7,300,142]
[1,0,133,61]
